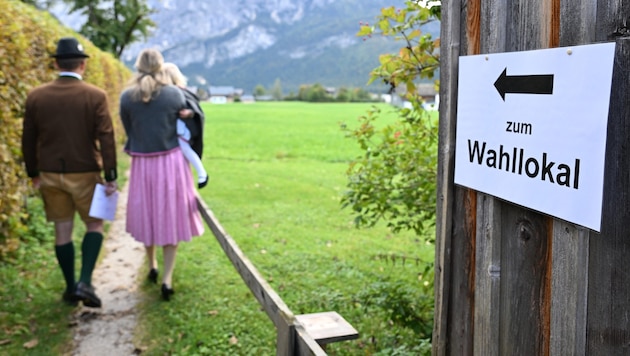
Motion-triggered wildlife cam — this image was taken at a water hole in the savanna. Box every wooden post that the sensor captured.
[585,37,630,355]
[433,0,462,353]
[435,1,630,355]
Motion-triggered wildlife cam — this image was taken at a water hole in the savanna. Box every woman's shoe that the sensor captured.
[161,283,175,301]
[148,268,158,284]
[198,176,208,189]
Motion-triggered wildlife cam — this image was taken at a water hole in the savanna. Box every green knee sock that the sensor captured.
[79,232,103,286]
[54,242,75,293]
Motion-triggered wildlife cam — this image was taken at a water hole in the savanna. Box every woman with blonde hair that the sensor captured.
[162,62,208,188]
[119,49,204,300]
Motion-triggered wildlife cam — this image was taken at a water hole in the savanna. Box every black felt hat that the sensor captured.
[52,37,89,59]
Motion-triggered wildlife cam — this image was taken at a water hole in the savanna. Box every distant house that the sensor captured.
[390,83,439,110]
[210,96,228,104]
[417,83,438,103]
[186,86,209,101]
[255,95,273,101]
[240,94,256,104]
[208,86,244,103]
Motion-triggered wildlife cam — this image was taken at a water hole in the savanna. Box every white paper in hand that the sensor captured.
[89,183,119,221]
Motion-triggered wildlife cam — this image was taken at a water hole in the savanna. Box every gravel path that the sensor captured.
[71,183,146,356]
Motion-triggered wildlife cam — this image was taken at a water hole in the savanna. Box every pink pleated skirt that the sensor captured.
[126,148,204,246]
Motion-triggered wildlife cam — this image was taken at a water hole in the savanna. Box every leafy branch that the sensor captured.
[342,1,441,240]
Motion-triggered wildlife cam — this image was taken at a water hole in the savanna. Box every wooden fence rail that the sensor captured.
[196,197,358,355]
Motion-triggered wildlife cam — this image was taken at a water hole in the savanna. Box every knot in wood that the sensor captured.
[610,16,630,39]
[517,219,534,241]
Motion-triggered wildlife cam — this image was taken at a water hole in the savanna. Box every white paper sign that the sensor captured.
[454,42,616,232]
[89,183,119,221]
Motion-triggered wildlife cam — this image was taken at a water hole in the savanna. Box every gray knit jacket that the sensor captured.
[120,85,186,155]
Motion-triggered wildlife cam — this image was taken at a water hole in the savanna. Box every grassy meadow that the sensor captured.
[0,101,435,355]
[134,102,435,355]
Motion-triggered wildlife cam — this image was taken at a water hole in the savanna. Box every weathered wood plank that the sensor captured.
[548,0,560,47]
[436,2,480,354]
[466,0,481,55]
[586,36,630,356]
[550,224,589,356]
[446,187,476,355]
[548,2,596,355]
[595,0,629,42]
[442,3,481,354]
[506,1,552,51]
[473,2,508,355]
[480,0,507,53]
[295,312,358,345]
[559,0,596,45]
[473,194,502,356]
[589,4,630,354]
[499,209,552,356]
[497,3,554,356]
[433,0,463,353]
[482,1,553,355]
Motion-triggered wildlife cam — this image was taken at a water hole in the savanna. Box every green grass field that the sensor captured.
[0,102,435,356]
[134,102,434,355]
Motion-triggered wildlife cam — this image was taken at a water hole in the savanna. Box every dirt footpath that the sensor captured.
[71,183,145,356]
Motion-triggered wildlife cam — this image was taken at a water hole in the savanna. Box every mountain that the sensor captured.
[49,0,439,94]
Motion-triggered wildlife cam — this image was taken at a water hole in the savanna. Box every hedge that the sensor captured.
[0,0,131,255]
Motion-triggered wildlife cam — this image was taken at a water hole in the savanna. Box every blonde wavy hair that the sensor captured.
[126,48,168,103]
[162,62,188,87]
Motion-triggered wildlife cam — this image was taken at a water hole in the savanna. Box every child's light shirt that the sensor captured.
[177,119,191,141]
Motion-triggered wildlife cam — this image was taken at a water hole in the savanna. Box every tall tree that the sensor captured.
[253,84,266,96]
[66,0,155,58]
[336,87,350,102]
[271,78,283,100]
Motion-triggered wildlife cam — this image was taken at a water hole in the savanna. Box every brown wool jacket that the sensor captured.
[22,76,117,181]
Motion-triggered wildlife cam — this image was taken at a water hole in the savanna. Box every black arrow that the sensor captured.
[493,67,554,101]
